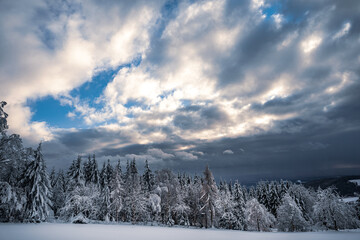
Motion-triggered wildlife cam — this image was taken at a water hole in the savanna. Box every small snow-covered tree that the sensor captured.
[245,198,275,232]
[200,165,218,228]
[61,184,100,221]
[22,143,52,222]
[277,193,309,232]
[313,188,359,230]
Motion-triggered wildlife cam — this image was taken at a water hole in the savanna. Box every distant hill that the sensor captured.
[303,175,360,197]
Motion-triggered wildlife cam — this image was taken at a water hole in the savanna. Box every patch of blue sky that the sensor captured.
[28,96,84,129]
[261,2,306,25]
[159,89,176,100]
[262,2,282,19]
[71,54,142,107]
[152,0,179,37]
[181,99,192,107]
[29,55,143,129]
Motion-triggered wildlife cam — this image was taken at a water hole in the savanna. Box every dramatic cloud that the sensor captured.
[1,0,360,182]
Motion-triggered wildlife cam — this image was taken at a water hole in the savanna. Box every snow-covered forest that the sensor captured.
[1,101,360,231]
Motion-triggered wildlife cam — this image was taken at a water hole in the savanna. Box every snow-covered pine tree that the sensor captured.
[245,198,275,232]
[0,104,26,188]
[90,154,99,185]
[0,181,25,222]
[105,159,114,187]
[83,155,92,185]
[52,170,66,217]
[49,168,57,189]
[232,181,246,230]
[99,177,111,222]
[256,181,271,214]
[185,175,202,227]
[67,155,84,189]
[110,160,124,222]
[268,182,281,217]
[0,134,25,187]
[100,161,107,189]
[277,193,309,232]
[123,158,146,223]
[22,143,52,222]
[142,159,154,193]
[200,165,218,228]
[217,181,237,229]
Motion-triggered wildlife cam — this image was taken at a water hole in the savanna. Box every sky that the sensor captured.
[0,0,360,183]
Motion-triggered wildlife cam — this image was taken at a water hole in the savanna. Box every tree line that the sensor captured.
[1,101,360,231]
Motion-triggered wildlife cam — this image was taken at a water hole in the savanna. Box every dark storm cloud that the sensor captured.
[174,105,229,130]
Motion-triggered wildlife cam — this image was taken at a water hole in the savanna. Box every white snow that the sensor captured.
[349,179,360,186]
[342,197,359,203]
[1,223,360,240]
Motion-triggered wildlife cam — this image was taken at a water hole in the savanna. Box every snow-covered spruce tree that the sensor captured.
[110,160,124,222]
[122,159,146,223]
[83,155,92,185]
[52,170,67,218]
[277,193,309,232]
[99,161,112,222]
[62,155,101,221]
[313,187,359,230]
[200,165,218,228]
[0,181,26,222]
[67,155,84,189]
[0,103,26,187]
[99,180,111,222]
[256,181,272,214]
[90,154,99,185]
[155,169,188,226]
[22,143,52,222]
[105,159,114,187]
[217,181,237,229]
[268,182,281,217]
[232,181,246,230]
[183,175,202,227]
[245,198,275,232]
[142,159,155,193]
[0,134,25,187]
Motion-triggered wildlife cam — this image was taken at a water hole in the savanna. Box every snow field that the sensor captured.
[1,223,360,240]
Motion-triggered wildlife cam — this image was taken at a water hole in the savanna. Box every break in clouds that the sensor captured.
[0,0,360,182]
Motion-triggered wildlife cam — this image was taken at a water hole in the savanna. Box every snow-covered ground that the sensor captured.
[1,223,360,240]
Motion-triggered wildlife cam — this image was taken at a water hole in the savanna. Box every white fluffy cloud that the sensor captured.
[0,0,163,143]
